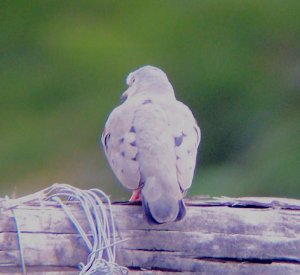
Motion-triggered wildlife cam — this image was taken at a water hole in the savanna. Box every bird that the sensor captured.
[101,65,200,224]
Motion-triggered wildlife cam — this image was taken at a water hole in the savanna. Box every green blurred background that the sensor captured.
[1,1,299,199]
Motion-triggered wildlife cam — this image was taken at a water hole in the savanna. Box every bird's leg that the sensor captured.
[129,189,142,201]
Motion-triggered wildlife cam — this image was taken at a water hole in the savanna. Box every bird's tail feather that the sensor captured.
[141,177,186,224]
[176,199,186,221]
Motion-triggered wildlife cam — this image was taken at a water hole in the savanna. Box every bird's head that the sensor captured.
[121,65,174,103]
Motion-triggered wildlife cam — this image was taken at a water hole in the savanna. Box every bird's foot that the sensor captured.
[129,189,142,201]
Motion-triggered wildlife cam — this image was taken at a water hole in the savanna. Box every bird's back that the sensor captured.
[101,65,200,223]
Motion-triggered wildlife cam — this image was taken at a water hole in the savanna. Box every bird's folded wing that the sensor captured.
[102,105,141,190]
[169,101,201,191]
[102,99,200,192]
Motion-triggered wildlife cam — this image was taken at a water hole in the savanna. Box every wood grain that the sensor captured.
[0,197,299,274]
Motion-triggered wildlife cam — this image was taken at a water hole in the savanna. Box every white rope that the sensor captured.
[6,183,128,275]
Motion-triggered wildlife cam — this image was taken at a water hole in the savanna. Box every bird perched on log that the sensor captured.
[101,65,200,224]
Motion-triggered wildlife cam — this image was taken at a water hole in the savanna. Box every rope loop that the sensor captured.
[8,183,128,275]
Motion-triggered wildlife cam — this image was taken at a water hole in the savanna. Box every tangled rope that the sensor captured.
[6,183,128,275]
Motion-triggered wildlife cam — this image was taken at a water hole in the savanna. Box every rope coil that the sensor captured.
[6,183,128,275]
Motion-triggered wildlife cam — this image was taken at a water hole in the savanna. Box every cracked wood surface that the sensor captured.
[0,196,299,274]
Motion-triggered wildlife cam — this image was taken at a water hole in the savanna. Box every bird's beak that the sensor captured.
[120,92,128,103]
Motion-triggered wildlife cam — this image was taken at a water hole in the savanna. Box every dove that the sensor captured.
[101,65,200,224]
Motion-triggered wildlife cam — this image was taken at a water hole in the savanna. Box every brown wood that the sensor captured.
[0,196,299,274]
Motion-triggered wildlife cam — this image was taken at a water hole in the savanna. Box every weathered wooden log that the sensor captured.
[0,196,299,274]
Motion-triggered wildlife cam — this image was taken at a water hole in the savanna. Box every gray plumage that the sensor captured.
[101,65,200,223]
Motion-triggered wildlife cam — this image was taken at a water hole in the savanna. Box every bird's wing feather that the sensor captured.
[102,104,141,190]
[166,101,200,191]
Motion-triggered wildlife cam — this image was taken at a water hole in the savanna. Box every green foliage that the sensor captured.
[0,1,299,198]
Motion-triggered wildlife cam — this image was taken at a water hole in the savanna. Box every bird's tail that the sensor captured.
[141,176,186,224]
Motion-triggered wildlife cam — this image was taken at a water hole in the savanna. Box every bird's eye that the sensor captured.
[129,76,135,86]
[126,72,136,86]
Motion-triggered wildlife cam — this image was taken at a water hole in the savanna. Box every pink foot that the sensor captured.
[129,189,142,201]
